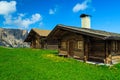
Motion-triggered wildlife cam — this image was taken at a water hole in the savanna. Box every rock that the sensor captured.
[0,28,30,48]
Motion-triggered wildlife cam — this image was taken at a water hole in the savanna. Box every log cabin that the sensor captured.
[47,14,120,64]
[24,28,58,50]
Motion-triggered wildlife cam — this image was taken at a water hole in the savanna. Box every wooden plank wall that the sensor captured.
[88,38,106,62]
[59,33,84,59]
[111,41,120,63]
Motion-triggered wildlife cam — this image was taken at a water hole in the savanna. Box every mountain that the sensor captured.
[0,28,29,48]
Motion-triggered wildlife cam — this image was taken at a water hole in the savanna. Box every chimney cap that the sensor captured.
[80,14,91,18]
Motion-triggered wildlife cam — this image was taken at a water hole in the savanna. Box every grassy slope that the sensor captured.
[0,47,120,80]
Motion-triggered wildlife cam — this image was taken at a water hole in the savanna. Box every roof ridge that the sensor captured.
[32,28,51,31]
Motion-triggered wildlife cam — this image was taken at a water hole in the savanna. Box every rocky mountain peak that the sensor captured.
[0,28,29,48]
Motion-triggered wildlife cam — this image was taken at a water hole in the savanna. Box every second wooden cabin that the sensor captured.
[24,28,58,50]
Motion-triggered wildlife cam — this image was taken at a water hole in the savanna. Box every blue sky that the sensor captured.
[0,0,120,33]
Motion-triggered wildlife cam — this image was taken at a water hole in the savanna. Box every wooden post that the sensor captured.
[109,41,113,64]
[58,39,61,55]
[84,56,87,62]
[31,40,33,48]
[105,41,112,64]
[104,41,108,64]
[83,36,89,62]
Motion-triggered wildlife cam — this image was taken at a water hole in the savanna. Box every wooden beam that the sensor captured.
[60,27,106,40]
[104,41,112,64]
[83,36,89,62]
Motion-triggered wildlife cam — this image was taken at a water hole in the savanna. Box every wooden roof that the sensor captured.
[32,28,51,36]
[48,24,120,40]
[24,28,51,42]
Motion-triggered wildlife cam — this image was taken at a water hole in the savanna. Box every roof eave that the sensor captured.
[105,36,120,40]
[47,25,106,40]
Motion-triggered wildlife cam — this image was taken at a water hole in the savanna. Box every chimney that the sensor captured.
[80,14,91,29]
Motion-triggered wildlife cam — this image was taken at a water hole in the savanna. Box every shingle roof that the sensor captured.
[32,28,51,36]
[24,28,51,42]
[48,24,120,40]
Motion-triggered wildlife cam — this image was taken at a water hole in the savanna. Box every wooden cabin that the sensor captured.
[24,28,58,50]
[48,24,120,64]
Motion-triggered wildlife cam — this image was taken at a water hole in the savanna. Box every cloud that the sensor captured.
[0,1,42,29]
[0,1,16,15]
[49,9,56,14]
[73,0,91,12]
[49,6,58,15]
[31,13,42,22]
[4,13,42,29]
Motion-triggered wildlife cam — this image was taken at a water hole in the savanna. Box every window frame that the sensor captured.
[77,40,83,50]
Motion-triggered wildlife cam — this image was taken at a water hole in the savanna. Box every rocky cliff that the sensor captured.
[0,28,29,48]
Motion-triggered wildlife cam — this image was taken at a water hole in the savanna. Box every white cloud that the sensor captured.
[73,0,91,12]
[31,13,42,23]
[73,3,87,12]
[0,1,42,29]
[4,13,42,29]
[0,1,16,15]
[49,6,57,15]
[49,9,55,14]
[3,15,12,24]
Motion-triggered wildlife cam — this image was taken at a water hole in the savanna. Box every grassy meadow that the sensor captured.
[0,47,120,80]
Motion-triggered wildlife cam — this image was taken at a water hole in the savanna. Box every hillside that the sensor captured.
[0,28,29,47]
[0,47,120,80]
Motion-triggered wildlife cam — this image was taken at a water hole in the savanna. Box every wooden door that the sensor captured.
[89,40,105,62]
[68,40,74,57]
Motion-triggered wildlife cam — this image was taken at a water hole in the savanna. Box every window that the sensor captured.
[78,41,83,49]
[61,41,66,49]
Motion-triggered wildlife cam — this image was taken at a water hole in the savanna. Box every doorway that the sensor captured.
[68,40,74,57]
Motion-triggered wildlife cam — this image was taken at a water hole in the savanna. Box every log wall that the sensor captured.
[58,31,120,63]
[59,33,84,59]
[87,38,106,62]
[111,41,120,63]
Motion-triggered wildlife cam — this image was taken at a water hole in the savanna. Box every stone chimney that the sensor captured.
[80,14,91,29]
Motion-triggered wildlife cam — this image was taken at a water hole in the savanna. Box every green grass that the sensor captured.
[0,47,120,80]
